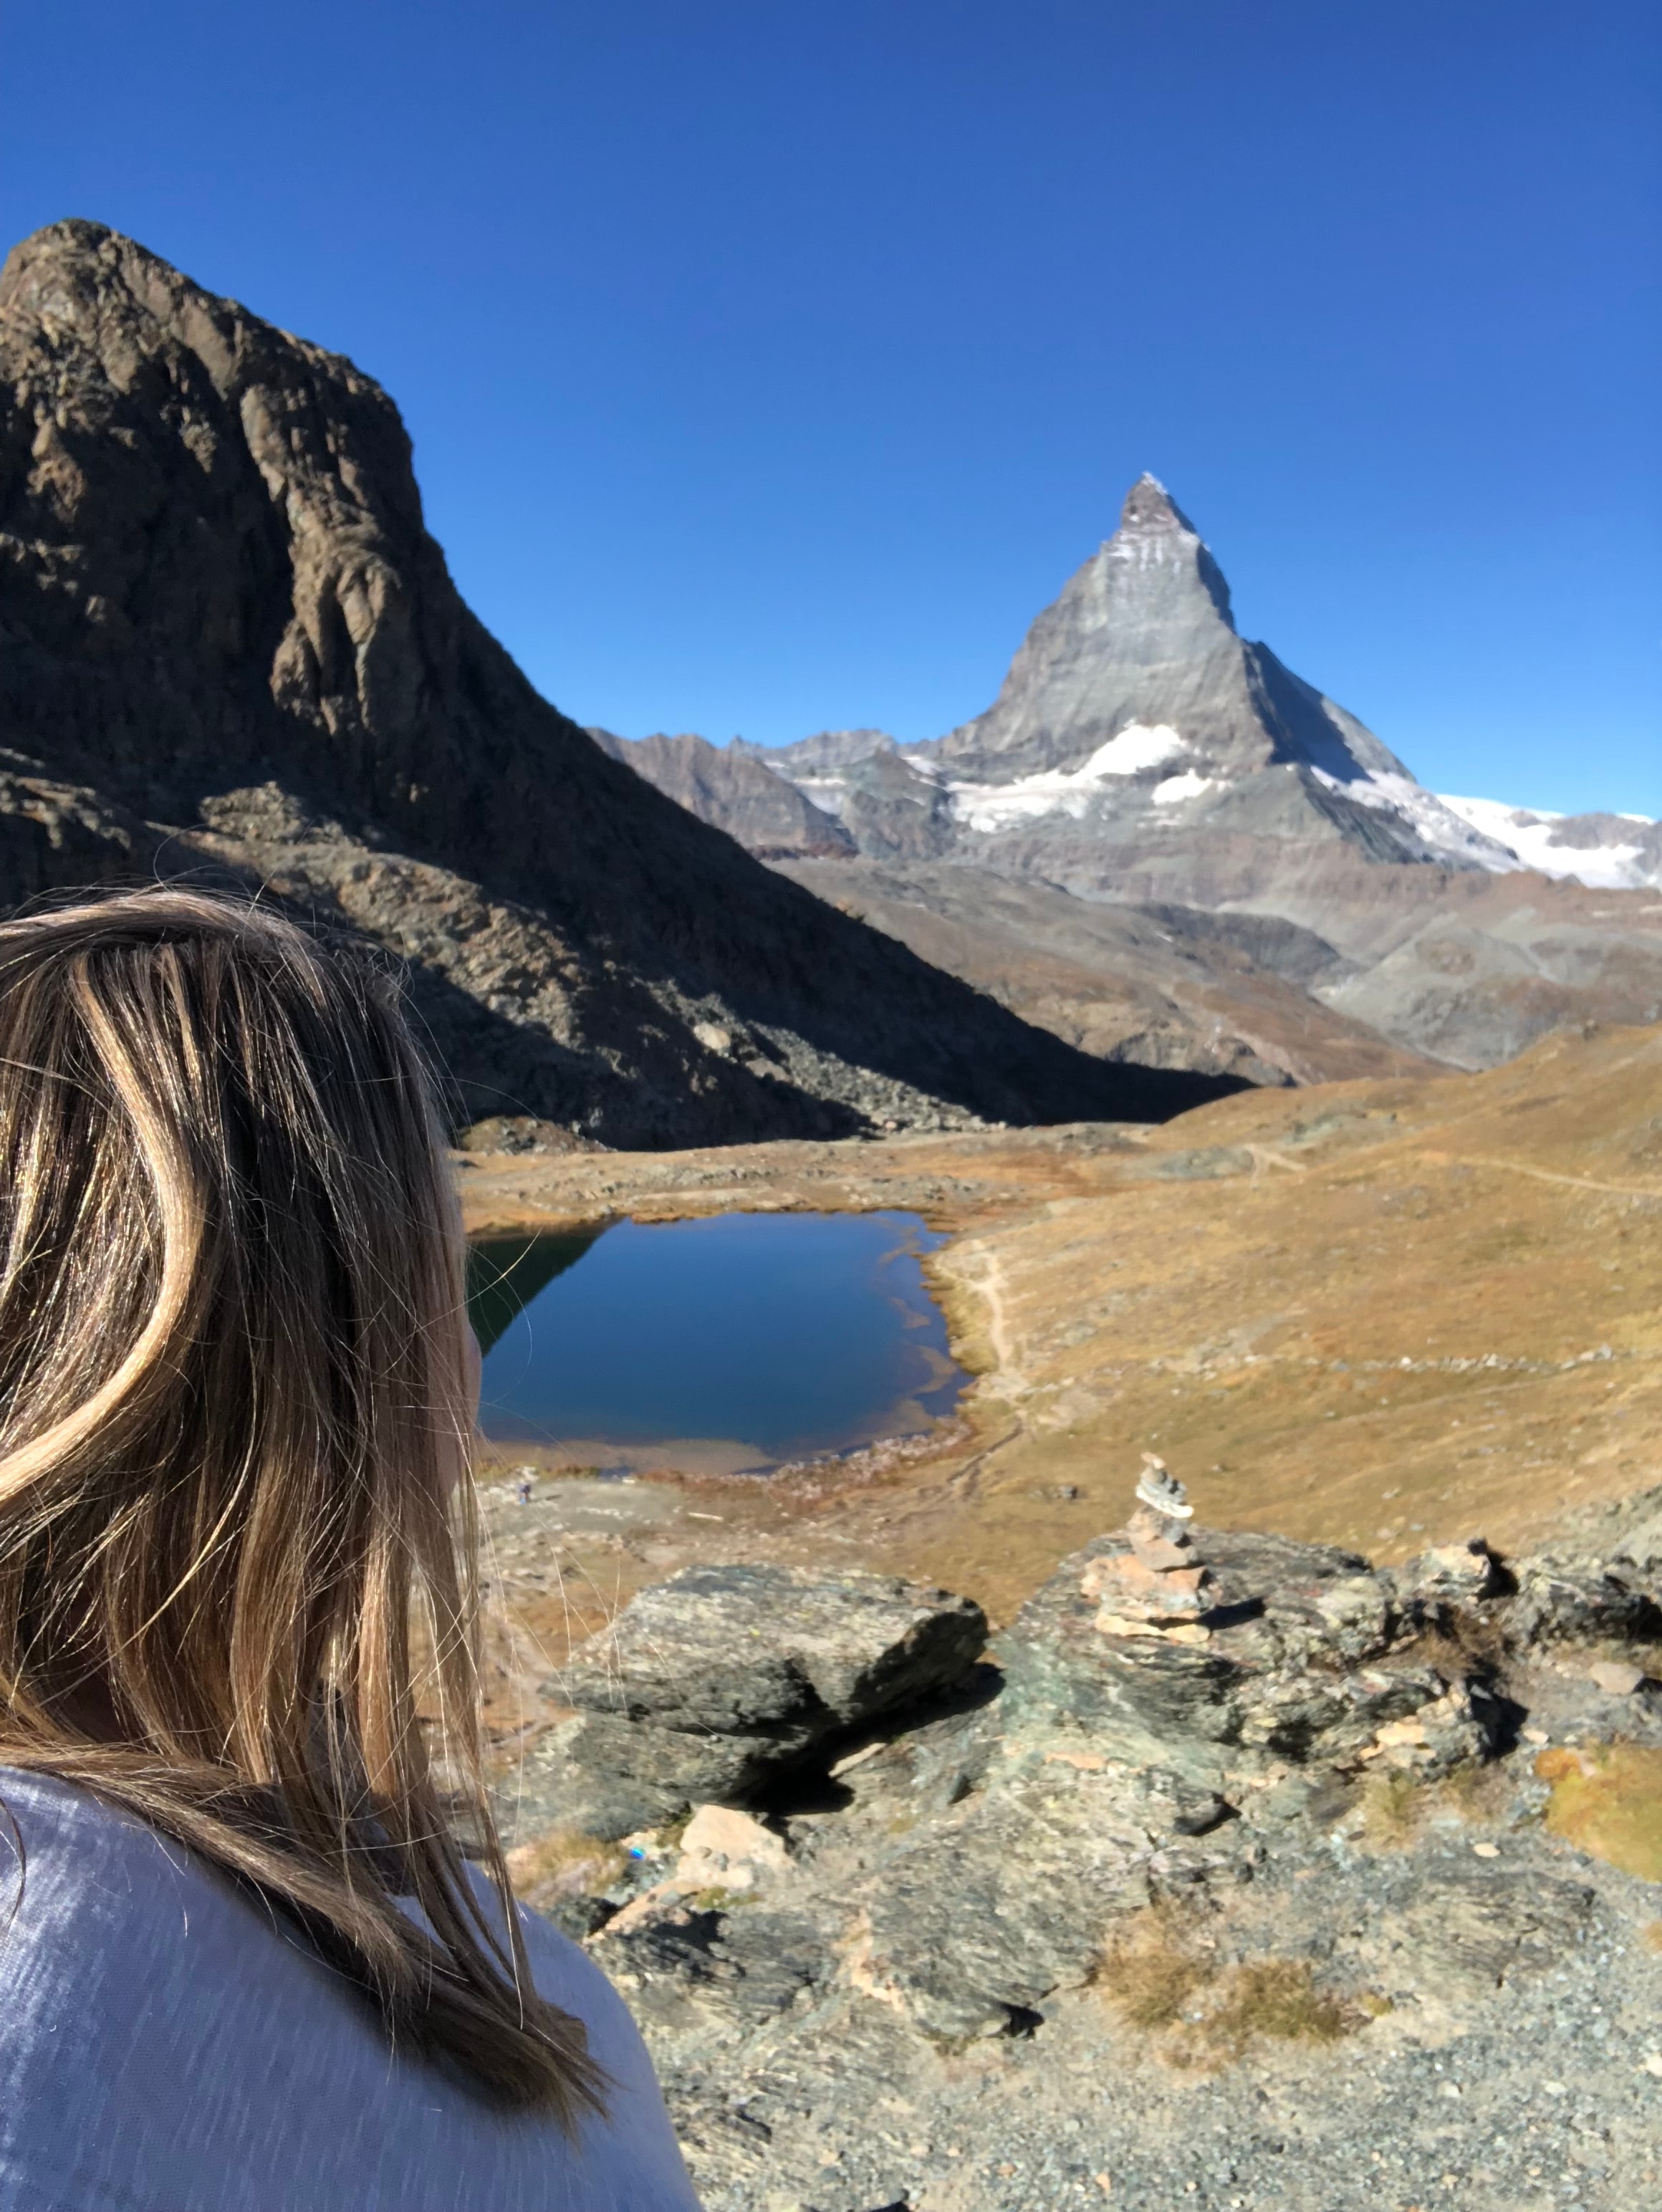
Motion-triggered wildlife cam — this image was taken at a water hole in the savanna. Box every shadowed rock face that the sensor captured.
[0,220,1246,1143]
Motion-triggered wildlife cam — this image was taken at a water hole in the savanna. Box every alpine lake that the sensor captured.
[466,1209,966,1479]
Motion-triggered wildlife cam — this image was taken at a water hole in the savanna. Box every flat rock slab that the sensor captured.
[557,1563,987,1735]
[516,1565,988,1840]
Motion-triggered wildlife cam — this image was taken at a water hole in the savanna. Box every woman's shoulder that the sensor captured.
[0,1765,236,1972]
[0,1770,640,2076]
[0,1765,337,2086]
[0,1771,701,2210]
[0,1767,320,2208]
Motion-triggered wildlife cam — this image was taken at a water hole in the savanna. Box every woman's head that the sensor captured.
[0,886,599,2118]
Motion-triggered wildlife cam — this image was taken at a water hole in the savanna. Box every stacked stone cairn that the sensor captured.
[1080,1454,1214,1643]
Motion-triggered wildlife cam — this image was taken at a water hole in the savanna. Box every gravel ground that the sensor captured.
[666,1819,1661,2212]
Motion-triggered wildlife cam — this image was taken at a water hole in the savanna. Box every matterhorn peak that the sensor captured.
[1118,472,1199,535]
[934,475,1248,772]
[931,476,1421,790]
[1104,471,1235,633]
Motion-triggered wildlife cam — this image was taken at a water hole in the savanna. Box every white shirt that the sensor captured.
[0,1769,700,2211]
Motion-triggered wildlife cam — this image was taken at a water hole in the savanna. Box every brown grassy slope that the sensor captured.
[913,1019,1662,1615]
[460,1018,1662,1625]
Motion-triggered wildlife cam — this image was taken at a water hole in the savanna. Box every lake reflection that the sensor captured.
[469,1211,963,1468]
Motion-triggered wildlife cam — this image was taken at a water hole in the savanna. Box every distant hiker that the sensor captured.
[0,889,698,2210]
[517,1472,535,1506]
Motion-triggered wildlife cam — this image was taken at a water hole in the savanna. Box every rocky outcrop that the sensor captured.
[0,220,1246,1144]
[501,1491,1662,2209]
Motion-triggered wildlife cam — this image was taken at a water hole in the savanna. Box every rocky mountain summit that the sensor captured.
[931,473,1415,793]
[501,1480,1662,2212]
[605,480,1662,1078]
[0,220,1244,1143]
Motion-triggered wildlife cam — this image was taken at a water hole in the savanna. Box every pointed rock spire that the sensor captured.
[1118,472,1195,534]
[932,475,1408,786]
[934,475,1244,771]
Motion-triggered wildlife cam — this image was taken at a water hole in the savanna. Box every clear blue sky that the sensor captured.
[4,1,1657,814]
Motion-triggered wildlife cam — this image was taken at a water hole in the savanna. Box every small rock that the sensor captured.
[676,1803,790,1888]
[1401,1539,1501,1601]
[1133,1455,1193,1519]
[1127,1519,1199,1574]
[1092,1608,1211,1644]
[1587,1659,1646,1696]
[1091,1554,1208,1607]
[829,1740,886,1779]
[1373,1717,1428,1750]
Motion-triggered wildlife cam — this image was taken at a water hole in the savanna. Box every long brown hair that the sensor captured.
[0,885,601,2120]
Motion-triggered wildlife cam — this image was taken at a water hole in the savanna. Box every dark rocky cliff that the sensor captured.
[0,221,1241,1143]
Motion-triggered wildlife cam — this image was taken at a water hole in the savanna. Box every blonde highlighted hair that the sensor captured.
[0,885,601,2119]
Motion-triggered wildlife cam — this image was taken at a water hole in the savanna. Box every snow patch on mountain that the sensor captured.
[1153,771,1214,805]
[790,776,858,819]
[1434,794,1661,890]
[949,724,1187,832]
[1303,771,1662,888]
[1310,769,1525,870]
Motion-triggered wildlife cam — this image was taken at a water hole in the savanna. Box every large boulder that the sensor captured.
[511,1564,987,1840]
